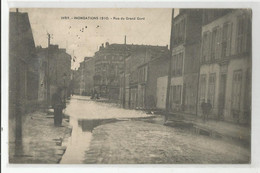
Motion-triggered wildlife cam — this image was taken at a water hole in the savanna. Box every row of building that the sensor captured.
[9,11,72,145]
[76,9,251,124]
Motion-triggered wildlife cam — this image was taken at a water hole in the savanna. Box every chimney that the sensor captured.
[105,42,109,47]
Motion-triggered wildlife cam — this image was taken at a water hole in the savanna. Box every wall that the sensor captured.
[199,9,251,123]
[198,63,220,118]
[225,57,251,123]
[9,12,38,145]
[146,56,169,109]
[84,58,95,95]
[156,76,168,109]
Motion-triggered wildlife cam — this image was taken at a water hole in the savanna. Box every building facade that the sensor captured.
[9,11,39,155]
[94,42,132,100]
[169,9,203,114]
[198,9,252,124]
[79,61,85,95]
[36,45,72,105]
[78,57,95,95]
[119,45,169,109]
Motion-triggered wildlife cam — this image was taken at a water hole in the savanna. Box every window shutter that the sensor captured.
[217,27,222,60]
[226,22,233,56]
[207,32,212,62]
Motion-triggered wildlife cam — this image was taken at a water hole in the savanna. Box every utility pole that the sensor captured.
[46,32,51,107]
[122,35,126,108]
[165,9,175,122]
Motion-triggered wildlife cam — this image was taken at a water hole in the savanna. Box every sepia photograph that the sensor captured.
[8,8,252,164]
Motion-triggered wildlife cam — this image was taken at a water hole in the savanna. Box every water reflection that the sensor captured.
[78,119,119,132]
[60,117,92,164]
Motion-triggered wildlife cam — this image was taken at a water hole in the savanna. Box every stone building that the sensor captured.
[36,45,72,105]
[79,61,85,95]
[78,57,95,95]
[83,57,95,95]
[169,9,203,114]
[198,9,251,124]
[93,42,130,100]
[70,69,80,95]
[119,45,169,109]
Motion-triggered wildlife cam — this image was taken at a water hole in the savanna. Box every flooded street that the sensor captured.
[60,95,151,164]
[59,95,250,164]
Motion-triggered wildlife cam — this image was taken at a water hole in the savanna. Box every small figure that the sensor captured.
[51,88,64,126]
[201,99,212,122]
[205,99,212,120]
[201,99,207,122]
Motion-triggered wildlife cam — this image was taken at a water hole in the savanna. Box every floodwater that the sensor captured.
[59,96,151,164]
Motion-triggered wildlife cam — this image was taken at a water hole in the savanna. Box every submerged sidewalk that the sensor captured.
[9,111,72,164]
[163,112,251,146]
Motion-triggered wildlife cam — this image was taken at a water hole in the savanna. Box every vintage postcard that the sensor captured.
[8,8,251,164]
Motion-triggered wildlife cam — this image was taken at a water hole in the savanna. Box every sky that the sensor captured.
[12,8,178,69]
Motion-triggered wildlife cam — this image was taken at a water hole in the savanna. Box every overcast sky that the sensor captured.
[12,8,178,69]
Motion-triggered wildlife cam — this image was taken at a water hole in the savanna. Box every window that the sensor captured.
[199,74,207,101]
[232,70,242,110]
[138,66,147,83]
[201,33,207,63]
[221,23,233,58]
[208,73,216,106]
[144,66,148,82]
[174,17,186,45]
[216,27,222,60]
[172,52,183,76]
[211,29,217,60]
[170,85,182,105]
[201,31,211,63]
[171,54,176,75]
[237,14,251,54]
[178,53,183,75]
[222,23,228,58]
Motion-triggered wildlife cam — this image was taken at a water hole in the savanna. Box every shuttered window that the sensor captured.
[199,74,207,102]
[232,70,242,111]
[208,73,216,106]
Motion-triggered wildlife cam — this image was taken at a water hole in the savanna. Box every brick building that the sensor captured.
[198,9,251,124]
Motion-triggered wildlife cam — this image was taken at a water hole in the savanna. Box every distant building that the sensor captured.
[77,57,95,95]
[119,45,169,109]
[70,69,80,95]
[94,42,131,100]
[169,9,203,114]
[79,61,85,95]
[83,57,95,95]
[36,45,72,104]
[9,11,39,154]
[198,9,251,124]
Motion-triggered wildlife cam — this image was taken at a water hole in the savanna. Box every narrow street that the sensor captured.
[60,96,250,164]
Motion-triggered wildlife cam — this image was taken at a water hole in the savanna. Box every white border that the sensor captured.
[2,1,260,173]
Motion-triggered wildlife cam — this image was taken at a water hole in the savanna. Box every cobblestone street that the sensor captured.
[60,96,250,164]
[84,121,250,164]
